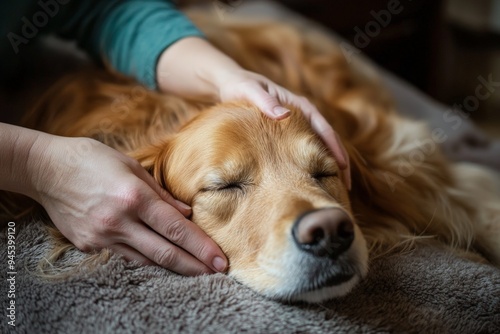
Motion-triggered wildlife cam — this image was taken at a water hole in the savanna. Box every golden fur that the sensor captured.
[3,12,500,302]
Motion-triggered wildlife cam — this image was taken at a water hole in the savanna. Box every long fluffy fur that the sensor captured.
[2,12,499,276]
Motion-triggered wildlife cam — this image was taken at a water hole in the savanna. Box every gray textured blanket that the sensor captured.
[1,219,499,333]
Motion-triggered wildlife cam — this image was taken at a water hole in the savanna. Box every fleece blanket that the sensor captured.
[1,219,499,333]
[1,1,500,333]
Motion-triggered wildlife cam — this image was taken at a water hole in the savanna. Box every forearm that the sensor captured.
[156,37,244,101]
[58,0,204,89]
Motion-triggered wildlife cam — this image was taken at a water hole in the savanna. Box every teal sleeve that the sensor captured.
[60,0,204,89]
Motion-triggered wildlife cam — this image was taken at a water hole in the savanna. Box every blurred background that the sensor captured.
[274,0,500,135]
[3,0,499,136]
[184,0,500,136]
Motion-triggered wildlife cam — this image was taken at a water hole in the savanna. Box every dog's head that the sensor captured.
[139,102,368,302]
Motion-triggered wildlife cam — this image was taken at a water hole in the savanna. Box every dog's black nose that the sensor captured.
[292,208,354,258]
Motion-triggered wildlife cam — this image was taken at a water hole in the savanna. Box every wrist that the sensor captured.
[0,124,48,200]
[26,135,97,204]
[156,37,244,102]
[210,68,253,101]
[23,131,58,202]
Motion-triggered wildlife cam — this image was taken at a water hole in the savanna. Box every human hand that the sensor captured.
[27,136,228,275]
[217,70,351,188]
[156,37,349,187]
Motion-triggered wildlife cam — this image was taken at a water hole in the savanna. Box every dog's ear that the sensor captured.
[129,140,172,190]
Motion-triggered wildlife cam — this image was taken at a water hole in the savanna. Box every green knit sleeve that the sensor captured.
[60,0,204,89]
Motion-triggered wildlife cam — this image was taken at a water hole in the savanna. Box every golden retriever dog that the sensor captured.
[6,12,500,303]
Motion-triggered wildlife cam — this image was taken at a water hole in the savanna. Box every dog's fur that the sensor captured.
[4,12,500,302]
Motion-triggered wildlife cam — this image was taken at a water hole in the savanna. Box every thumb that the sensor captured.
[128,159,192,217]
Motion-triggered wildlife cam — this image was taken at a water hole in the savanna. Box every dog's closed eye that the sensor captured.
[306,152,339,183]
[217,182,245,191]
[311,171,338,181]
[201,181,248,193]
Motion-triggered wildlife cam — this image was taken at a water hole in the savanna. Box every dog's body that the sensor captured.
[11,12,500,302]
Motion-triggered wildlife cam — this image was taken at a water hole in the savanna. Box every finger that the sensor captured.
[108,243,155,266]
[242,82,291,119]
[128,159,192,217]
[336,131,352,190]
[244,81,348,170]
[137,199,228,273]
[291,96,348,169]
[310,115,347,169]
[123,222,215,276]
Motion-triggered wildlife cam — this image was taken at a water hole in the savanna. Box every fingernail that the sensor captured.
[175,200,191,212]
[272,106,291,118]
[212,256,227,272]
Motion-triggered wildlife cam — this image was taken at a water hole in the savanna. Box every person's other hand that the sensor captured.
[218,70,351,189]
[28,136,228,276]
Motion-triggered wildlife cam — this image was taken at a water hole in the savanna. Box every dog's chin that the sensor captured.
[231,271,362,303]
[254,268,364,303]
[273,264,365,303]
[288,275,361,303]
[230,235,369,303]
